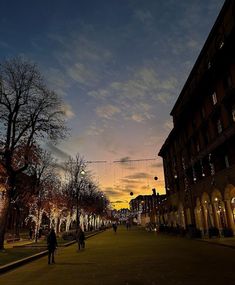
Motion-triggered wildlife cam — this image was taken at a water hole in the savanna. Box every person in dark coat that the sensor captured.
[76,227,85,250]
[112,222,117,233]
[47,228,58,264]
[29,228,33,240]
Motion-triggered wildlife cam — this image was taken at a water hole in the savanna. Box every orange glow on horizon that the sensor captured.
[86,159,165,210]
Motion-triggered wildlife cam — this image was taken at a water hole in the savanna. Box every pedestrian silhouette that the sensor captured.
[29,228,33,240]
[112,222,117,233]
[47,228,58,264]
[76,227,85,250]
[38,228,42,239]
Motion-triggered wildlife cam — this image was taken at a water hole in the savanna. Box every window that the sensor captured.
[219,41,224,49]
[212,92,217,105]
[232,106,235,122]
[225,155,230,168]
[217,119,222,134]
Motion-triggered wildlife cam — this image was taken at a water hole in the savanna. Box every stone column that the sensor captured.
[212,203,220,230]
[202,205,208,235]
[225,200,235,234]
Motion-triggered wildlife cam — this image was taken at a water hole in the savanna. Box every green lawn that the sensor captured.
[0,248,45,266]
[1,236,71,266]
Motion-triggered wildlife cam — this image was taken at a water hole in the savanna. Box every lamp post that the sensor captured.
[75,169,85,230]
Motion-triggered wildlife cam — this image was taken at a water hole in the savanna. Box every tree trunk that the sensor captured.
[0,192,11,250]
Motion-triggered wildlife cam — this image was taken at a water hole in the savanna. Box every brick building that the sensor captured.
[158,0,235,236]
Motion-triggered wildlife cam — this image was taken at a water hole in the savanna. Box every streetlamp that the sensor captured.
[75,169,85,230]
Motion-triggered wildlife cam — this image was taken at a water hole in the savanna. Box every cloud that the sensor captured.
[116,157,131,163]
[125,172,151,180]
[85,124,104,136]
[61,103,75,119]
[48,33,113,88]
[46,143,70,161]
[104,187,123,197]
[150,162,163,168]
[88,89,109,99]
[88,66,177,124]
[96,104,121,119]
[66,62,96,85]
[141,185,149,190]
[120,179,140,185]
[130,114,145,123]
[134,10,153,24]
[45,67,70,97]
[111,200,128,204]
[164,119,173,131]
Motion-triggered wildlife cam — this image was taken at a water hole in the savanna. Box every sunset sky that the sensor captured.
[0,0,224,209]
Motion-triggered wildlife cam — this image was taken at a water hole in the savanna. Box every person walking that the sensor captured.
[76,227,85,251]
[29,228,33,240]
[112,222,117,233]
[47,228,58,264]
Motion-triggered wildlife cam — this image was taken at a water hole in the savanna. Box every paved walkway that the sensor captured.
[0,226,234,285]
[199,236,235,248]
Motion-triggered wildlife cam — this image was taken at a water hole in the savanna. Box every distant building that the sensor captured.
[130,194,166,226]
[159,0,235,236]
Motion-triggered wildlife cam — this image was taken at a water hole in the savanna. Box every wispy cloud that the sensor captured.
[134,10,153,24]
[96,104,121,119]
[46,143,70,161]
[125,172,152,180]
[164,119,173,131]
[48,33,113,88]
[111,200,128,204]
[150,162,163,168]
[85,124,104,136]
[66,63,96,85]
[89,66,177,124]
[61,103,75,120]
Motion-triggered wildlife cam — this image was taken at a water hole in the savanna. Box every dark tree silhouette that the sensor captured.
[0,57,67,249]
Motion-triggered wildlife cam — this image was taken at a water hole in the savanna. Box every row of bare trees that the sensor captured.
[27,153,109,240]
[0,57,109,250]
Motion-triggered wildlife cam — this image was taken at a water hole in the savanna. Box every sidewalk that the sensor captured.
[197,236,235,249]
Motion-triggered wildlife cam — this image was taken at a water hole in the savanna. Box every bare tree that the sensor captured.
[64,154,86,229]
[0,57,67,249]
[29,149,58,242]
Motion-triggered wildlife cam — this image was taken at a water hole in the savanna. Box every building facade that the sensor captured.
[130,194,166,226]
[158,0,235,236]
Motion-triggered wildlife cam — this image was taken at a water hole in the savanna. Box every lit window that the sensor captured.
[232,107,235,122]
[225,155,230,168]
[219,41,224,49]
[212,92,217,105]
[217,120,222,134]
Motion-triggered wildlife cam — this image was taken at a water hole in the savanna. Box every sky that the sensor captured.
[0,0,224,209]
